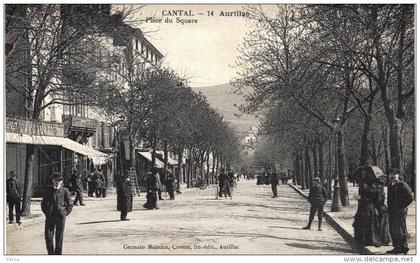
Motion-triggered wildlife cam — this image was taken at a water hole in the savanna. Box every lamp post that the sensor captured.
[331,117,342,212]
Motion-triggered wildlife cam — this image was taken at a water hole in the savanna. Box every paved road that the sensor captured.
[6,180,355,255]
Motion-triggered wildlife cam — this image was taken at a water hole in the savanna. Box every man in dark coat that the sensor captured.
[302,177,328,231]
[144,171,159,209]
[70,169,85,206]
[6,171,22,225]
[165,171,175,200]
[92,168,105,198]
[386,168,414,255]
[41,172,73,255]
[117,172,132,221]
[270,171,279,198]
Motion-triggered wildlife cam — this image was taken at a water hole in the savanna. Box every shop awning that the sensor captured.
[6,132,108,165]
[155,150,178,166]
[137,151,164,168]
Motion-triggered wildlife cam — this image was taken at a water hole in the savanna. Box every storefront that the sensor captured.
[6,132,108,196]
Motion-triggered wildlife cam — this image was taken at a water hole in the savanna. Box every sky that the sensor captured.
[128,5,254,87]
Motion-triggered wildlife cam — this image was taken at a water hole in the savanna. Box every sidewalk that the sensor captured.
[288,182,416,255]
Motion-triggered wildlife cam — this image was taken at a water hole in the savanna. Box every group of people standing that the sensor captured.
[353,167,414,255]
[117,166,176,221]
[86,168,106,198]
[218,168,236,199]
[297,166,414,255]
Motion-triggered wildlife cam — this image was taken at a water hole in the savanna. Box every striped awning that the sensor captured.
[6,132,108,165]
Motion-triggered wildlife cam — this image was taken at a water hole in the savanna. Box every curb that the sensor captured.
[288,183,372,255]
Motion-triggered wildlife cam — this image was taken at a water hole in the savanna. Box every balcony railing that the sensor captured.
[6,117,64,137]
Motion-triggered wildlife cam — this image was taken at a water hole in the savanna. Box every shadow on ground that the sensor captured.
[286,242,354,254]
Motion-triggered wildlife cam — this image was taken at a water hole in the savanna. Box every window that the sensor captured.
[136,39,138,50]
[63,104,69,115]
[96,122,103,148]
[103,123,109,148]
[50,106,56,122]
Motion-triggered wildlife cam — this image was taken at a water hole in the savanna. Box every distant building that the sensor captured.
[240,126,259,156]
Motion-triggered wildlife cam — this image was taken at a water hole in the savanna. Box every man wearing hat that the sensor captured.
[117,172,132,220]
[70,168,85,206]
[387,168,413,255]
[269,170,279,198]
[302,177,328,231]
[143,170,159,209]
[41,172,73,255]
[6,171,22,225]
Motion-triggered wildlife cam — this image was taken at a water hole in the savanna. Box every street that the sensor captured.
[6,180,354,255]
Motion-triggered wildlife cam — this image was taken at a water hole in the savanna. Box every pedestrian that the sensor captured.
[97,167,107,198]
[157,169,165,200]
[264,172,270,185]
[70,168,85,206]
[302,177,328,231]
[270,171,279,198]
[228,168,235,189]
[353,166,390,247]
[41,172,73,255]
[6,171,22,225]
[386,168,414,255]
[218,168,231,199]
[93,168,104,198]
[87,169,95,197]
[117,172,132,221]
[143,170,159,210]
[165,171,175,200]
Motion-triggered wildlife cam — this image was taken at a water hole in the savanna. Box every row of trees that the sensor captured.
[6,4,239,215]
[234,4,415,205]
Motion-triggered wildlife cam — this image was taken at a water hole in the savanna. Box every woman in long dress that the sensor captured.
[353,166,391,247]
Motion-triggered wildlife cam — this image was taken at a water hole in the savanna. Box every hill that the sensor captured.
[192,83,259,136]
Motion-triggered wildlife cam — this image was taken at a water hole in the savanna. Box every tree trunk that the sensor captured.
[327,135,332,199]
[370,133,378,165]
[388,118,402,170]
[318,141,324,182]
[176,147,183,192]
[21,144,35,216]
[337,130,349,206]
[129,134,136,168]
[206,152,210,183]
[359,115,372,166]
[312,143,318,178]
[383,126,390,173]
[304,144,311,189]
[151,136,157,167]
[300,152,306,190]
[211,151,216,185]
[163,141,168,173]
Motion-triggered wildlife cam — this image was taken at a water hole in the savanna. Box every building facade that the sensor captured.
[5,4,164,195]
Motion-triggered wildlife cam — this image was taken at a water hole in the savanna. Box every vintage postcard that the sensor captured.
[3,2,416,260]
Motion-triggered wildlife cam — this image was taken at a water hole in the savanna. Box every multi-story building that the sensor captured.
[5,4,164,195]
